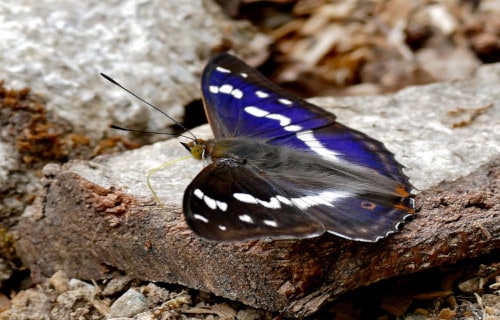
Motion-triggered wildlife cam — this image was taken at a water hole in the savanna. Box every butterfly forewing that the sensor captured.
[201,53,335,139]
[201,53,411,187]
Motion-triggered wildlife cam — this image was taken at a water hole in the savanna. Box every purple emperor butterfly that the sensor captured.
[181,53,415,242]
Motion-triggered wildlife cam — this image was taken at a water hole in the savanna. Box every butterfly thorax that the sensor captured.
[182,138,258,164]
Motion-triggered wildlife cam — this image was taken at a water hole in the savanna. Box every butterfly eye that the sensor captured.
[190,144,206,160]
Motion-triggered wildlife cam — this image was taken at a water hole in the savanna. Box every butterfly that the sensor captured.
[179,53,415,242]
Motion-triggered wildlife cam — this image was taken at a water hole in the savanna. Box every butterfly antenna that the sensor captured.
[110,124,194,141]
[101,73,197,141]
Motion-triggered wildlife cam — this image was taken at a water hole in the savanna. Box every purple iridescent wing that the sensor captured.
[201,53,409,186]
[187,53,415,242]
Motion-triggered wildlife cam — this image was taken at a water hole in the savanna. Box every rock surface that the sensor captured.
[0,0,267,135]
[15,65,500,316]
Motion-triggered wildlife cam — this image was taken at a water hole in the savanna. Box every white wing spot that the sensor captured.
[245,107,300,132]
[266,113,291,126]
[219,84,233,94]
[216,201,228,212]
[244,105,312,136]
[239,214,254,224]
[214,84,244,99]
[193,188,204,199]
[291,191,351,210]
[256,90,269,98]
[244,106,269,117]
[276,195,292,206]
[278,98,292,105]
[291,198,308,210]
[258,197,281,209]
[296,130,341,161]
[285,125,302,132]
[233,192,258,204]
[299,135,322,148]
[203,195,217,210]
[209,85,219,94]
[216,66,231,73]
[234,193,282,209]
[231,88,243,99]
[194,189,227,211]
[193,214,209,223]
[263,220,278,227]
[239,72,248,78]
[218,225,227,231]
[244,105,309,135]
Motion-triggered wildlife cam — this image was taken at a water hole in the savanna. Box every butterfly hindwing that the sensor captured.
[183,161,325,241]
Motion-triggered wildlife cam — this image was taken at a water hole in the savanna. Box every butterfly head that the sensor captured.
[181,139,209,160]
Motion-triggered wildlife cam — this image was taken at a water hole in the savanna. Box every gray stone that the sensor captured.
[0,0,267,137]
[102,275,134,296]
[108,288,148,319]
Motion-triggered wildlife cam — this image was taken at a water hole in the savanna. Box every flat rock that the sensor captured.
[15,64,500,317]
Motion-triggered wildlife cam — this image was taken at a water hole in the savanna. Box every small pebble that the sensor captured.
[458,277,485,293]
[0,292,11,312]
[42,163,62,177]
[102,275,132,296]
[236,308,267,320]
[69,279,95,291]
[49,270,70,293]
[108,289,148,318]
